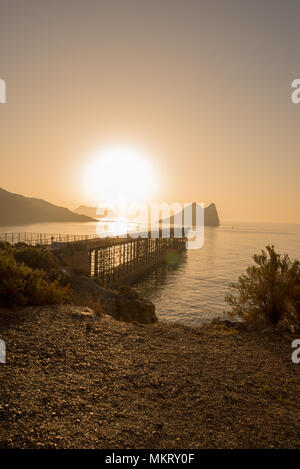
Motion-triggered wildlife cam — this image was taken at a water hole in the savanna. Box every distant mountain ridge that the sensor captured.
[75,202,220,227]
[160,202,220,227]
[74,205,98,218]
[74,205,116,218]
[0,188,96,226]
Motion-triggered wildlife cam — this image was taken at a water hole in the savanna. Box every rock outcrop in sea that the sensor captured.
[202,203,220,226]
[160,202,220,227]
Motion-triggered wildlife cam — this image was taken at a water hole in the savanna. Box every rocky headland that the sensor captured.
[0,187,96,226]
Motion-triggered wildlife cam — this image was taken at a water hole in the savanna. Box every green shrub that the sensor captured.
[0,248,70,308]
[0,241,12,253]
[225,245,300,326]
[13,246,60,279]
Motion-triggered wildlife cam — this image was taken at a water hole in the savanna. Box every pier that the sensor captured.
[0,229,186,286]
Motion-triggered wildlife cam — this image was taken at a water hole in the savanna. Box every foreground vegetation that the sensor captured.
[0,242,70,307]
[0,242,154,321]
[225,245,300,328]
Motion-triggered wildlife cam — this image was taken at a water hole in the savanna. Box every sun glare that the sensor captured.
[84,145,157,205]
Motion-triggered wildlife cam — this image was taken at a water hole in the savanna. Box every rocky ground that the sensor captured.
[0,305,299,449]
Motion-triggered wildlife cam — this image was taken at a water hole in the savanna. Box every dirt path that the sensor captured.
[0,305,299,449]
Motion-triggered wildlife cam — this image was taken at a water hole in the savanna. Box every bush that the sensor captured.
[225,245,300,326]
[13,246,60,279]
[0,241,11,251]
[0,248,70,308]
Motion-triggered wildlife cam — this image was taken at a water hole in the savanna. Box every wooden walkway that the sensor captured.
[0,228,186,286]
[89,233,186,285]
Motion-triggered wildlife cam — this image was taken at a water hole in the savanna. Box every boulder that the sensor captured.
[66,272,157,324]
[115,296,157,324]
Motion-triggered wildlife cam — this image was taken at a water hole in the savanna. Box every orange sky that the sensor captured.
[1,0,300,222]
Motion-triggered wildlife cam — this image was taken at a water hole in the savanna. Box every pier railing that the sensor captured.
[0,231,115,246]
[0,224,185,247]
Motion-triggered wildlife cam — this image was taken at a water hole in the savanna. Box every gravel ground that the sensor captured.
[0,305,299,449]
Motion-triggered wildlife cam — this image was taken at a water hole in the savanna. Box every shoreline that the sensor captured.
[1,305,299,449]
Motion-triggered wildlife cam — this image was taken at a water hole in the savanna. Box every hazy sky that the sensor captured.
[1,0,300,222]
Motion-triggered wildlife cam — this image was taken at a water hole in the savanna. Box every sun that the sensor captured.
[84,145,157,205]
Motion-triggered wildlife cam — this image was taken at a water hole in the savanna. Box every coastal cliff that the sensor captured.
[0,188,96,226]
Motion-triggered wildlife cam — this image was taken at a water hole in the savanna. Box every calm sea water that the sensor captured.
[134,222,300,325]
[2,221,300,326]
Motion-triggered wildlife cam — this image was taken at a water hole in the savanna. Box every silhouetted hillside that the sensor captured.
[160,202,220,227]
[0,188,96,226]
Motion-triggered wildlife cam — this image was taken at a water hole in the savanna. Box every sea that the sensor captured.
[1,220,300,326]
